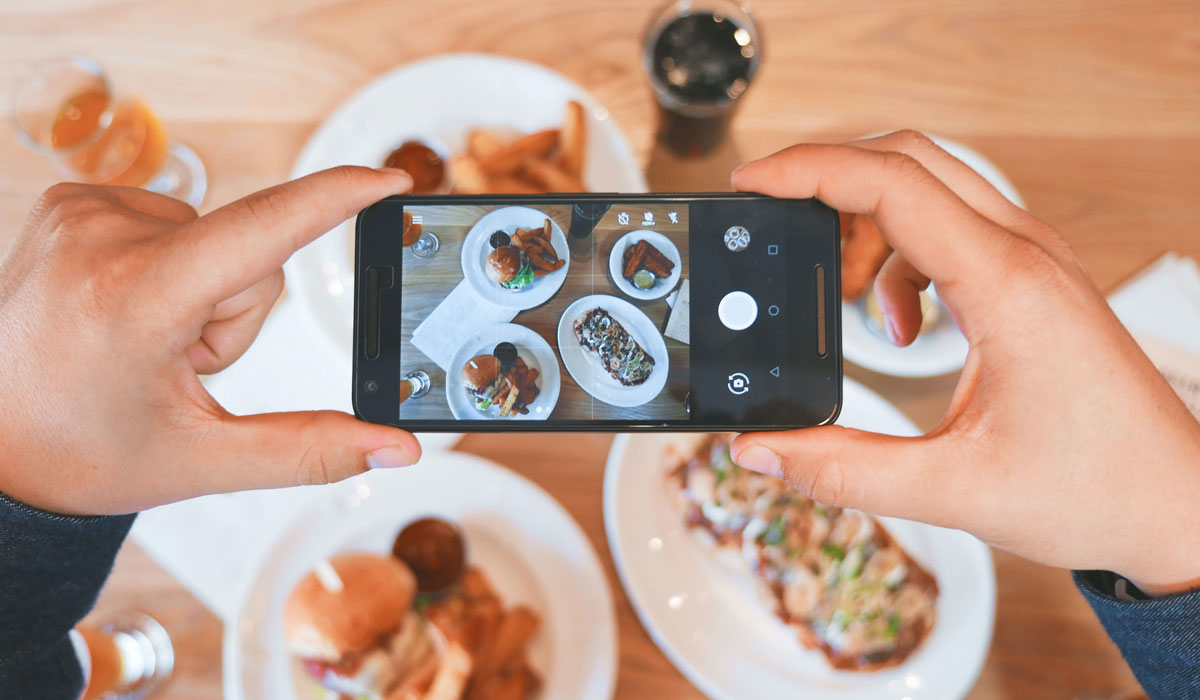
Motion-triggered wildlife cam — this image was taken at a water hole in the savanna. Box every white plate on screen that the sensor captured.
[556,294,669,408]
[224,451,617,700]
[283,53,648,359]
[445,323,561,420]
[461,206,570,310]
[842,135,1024,377]
[608,230,682,301]
[604,378,995,700]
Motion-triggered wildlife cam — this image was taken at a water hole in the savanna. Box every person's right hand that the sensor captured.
[730,131,1200,595]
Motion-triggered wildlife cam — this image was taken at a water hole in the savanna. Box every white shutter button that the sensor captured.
[718,291,758,331]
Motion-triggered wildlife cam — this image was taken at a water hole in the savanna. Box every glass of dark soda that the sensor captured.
[643,0,761,158]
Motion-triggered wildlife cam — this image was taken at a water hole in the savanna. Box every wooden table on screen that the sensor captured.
[398,203,690,422]
[4,1,1199,698]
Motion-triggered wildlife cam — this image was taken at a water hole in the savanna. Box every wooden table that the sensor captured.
[4,0,1199,698]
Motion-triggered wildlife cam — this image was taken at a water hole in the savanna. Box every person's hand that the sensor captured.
[730,131,1200,595]
[0,167,421,515]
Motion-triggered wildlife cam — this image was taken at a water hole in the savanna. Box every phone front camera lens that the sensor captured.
[365,380,379,393]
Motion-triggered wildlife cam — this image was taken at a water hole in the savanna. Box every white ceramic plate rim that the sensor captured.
[555,294,670,408]
[224,451,617,700]
[841,134,1022,377]
[603,379,995,700]
[444,322,561,420]
[460,206,570,310]
[283,52,648,360]
[607,230,683,301]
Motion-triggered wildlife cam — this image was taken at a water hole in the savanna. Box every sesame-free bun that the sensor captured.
[284,552,417,661]
[460,355,500,393]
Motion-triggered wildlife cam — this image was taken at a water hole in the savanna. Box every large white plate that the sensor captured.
[604,379,995,700]
[284,53,648,358]
[556,294,669,408]
[445,323,561,420]
[225,452,617,700]
[607,230,683,301]
[842,135,1023,377]
[461,206,570,310]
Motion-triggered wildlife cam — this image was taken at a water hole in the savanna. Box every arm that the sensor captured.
[730,132,1200,697]
[0,167,422,696]
[0,492,133,698]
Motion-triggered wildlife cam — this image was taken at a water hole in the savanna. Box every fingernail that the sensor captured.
[375,166,413,181]
[367,445,415,470]
[734,444,782,477]
[884,315,901,345]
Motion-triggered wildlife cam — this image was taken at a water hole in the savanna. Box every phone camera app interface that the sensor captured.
[397,202,691,423]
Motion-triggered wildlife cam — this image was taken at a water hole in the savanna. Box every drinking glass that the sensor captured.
[399,370,432,404]
[11,54,206,207]
[73,612,173,700]
[643,0,762,157]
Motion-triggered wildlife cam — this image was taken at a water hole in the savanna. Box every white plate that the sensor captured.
[225,452,617,700]
[461,207,570,310]
[445,323,561,420]
[604,379,995,700]
[556,294,669,408]
[842,135,1024,377]
[607,230,683,301]
[283,53,648,358]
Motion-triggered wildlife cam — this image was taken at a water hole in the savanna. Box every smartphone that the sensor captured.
[354,193,840,431]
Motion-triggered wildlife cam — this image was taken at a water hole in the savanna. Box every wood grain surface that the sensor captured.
[5,0,1198,698]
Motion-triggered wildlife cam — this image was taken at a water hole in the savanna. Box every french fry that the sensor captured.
[551,258,565,272]
[532,267,552,277]
[528,251,555,272]
[478,129,560,176]
[500,387,519,417]
[452,155,488,194]
[623,241,647,279]
[521,157,585,193]
[560,99,586,181]
[467,129,505,159]
[473,607,540,681]
[541,218,551,242]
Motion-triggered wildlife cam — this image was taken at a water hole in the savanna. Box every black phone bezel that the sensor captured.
[353,193,841,432]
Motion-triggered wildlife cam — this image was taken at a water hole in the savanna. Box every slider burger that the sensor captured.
[486,245,534,291]
[461,355,501,411]
[285,552,439,699]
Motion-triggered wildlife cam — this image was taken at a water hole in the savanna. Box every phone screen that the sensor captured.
[358,194,840,430]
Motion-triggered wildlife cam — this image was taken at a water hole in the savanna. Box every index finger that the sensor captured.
[731,144,1016,300]
[167,166,412,302]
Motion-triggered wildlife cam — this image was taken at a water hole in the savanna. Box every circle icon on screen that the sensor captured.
[718,291,757,330]
[727,372,750,395]
[724,226,750,252]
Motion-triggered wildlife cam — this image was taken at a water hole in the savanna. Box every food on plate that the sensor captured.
[460,350,541,418]
[452,101,589,194]
[492,342,518,368]
[284,552,439,698]
[840,214,891,302]
[668,434,939,672]
[284,518,542,700]
[488,230,511,249]
[485,246,534,291]
[384,140,447,194]
[573,308,655,386]
[393,517,467,595]
[621,239,675,288]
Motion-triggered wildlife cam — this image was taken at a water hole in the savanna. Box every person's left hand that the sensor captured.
[0,166,421,515]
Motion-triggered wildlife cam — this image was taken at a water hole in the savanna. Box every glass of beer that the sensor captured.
[11,54,207,207]
[73,612,173,700]
[643,0,762,157]
[399,370,432,404]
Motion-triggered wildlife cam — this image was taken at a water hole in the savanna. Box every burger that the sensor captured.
[460,354,501,410]
[284,552,439,698]
[486,245,534,291]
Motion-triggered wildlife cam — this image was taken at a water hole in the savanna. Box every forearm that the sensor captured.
[0,490,135,699]
[1075,570,1200,700]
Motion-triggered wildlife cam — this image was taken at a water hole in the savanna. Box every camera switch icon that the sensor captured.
[727,372,750,396]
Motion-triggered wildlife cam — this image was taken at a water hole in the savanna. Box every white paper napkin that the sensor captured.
[129,298,460,620]
[410,281,515,370]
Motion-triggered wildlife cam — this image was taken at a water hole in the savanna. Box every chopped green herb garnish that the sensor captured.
[763,516,786,545]
[822,543,846,561]
[885,613,901,639]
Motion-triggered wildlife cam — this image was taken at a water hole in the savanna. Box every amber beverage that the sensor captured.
[12,55,206,206]
[73,613,173,700]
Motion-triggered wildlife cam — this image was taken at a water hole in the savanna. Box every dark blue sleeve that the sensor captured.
[1074,570,1200,699]
[0,490,135,699]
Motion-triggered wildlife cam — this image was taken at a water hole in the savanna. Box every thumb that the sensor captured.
[203,410,421,493]
[731,427,953,524]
